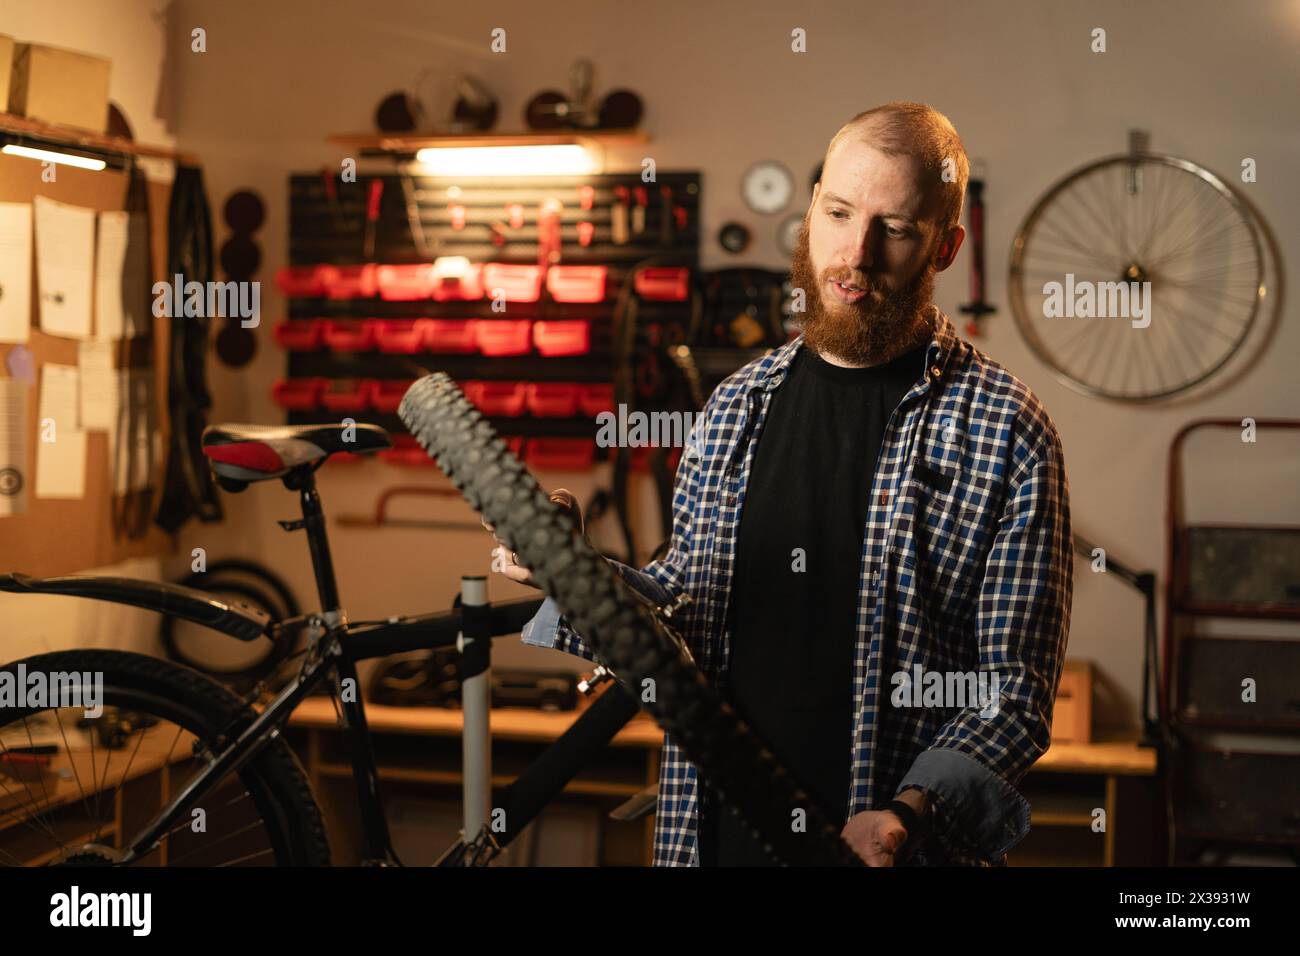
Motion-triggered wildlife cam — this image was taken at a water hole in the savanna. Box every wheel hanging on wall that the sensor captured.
[1007,133,1266,403]
[160,559,301,692]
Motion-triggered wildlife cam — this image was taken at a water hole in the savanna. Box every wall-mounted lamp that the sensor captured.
[1,142,109,171]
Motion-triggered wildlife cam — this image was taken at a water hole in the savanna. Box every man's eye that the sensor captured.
[828,209,849,220]
[887,227,908,238]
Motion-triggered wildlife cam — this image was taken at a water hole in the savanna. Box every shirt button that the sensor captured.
[878,489,889,505]
[724,493,736,507]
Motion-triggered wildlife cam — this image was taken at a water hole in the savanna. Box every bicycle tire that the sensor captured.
[399,373,858,866]
[0,651,330,866]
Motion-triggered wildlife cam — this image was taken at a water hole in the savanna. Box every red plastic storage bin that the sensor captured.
[379,435,435,467]
[577,383,615,417]
[526,438,595,471]
[376,264,437,301]
[633,266,691,302]
[482,263,543,303]
[320,379,375,413]
[271,378,326,411]
[275,266,327,298]
[463,381,527,417]
[370,379,415,413]
[373,319,429,354]
[525,382,580,418]
[319,264,378,300]
[321,319,377,351]
[274,320,324,351]
[546,265,607,303]
[533,320,591,357]
[476,319,532,357]
[431,262,485,302]
[425,319,479,354]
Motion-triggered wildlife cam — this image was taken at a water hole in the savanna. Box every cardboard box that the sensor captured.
[9,42,110,132]
[0,36,14,114]
[1051,659,1093,744]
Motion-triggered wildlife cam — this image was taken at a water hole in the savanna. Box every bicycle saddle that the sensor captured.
[202,422,392,483]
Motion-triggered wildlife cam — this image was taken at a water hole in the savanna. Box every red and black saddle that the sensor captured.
[202,423,391,484]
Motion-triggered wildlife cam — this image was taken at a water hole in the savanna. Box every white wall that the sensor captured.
[1,0,178,660]
[6,0,1297,726]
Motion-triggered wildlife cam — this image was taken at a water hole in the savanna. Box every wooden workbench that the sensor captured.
[287,697,1159,866]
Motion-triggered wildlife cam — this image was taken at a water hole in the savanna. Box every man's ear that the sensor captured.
[931,224,966,272]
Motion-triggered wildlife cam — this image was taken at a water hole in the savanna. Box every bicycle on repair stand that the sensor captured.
[0,374,860,867]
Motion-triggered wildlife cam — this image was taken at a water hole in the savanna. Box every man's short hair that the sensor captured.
[821,101,969,237]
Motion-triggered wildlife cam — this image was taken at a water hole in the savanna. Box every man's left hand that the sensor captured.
[841,810,908,866]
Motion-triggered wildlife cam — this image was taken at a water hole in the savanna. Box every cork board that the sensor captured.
[0,154,174,577]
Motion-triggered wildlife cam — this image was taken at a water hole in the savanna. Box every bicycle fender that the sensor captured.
[0,573,271,642]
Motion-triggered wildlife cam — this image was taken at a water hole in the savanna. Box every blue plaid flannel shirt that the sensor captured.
[523,306,1073,866]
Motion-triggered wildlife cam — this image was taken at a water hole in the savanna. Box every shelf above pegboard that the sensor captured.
[327,130,650,154]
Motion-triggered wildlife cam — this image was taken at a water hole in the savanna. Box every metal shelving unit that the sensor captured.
[1163,418,1300,864]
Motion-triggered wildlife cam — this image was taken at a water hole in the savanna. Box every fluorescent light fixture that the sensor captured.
[414,144,596,177]
[2,143,108,171]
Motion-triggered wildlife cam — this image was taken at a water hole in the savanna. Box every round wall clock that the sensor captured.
[742,160,794,215]
[777,213,804,256]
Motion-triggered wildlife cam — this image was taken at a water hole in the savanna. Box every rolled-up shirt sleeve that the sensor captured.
[520,560,675,662]
[897,426,1073,862]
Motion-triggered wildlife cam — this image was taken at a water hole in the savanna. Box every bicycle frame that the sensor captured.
[103,463,621,866]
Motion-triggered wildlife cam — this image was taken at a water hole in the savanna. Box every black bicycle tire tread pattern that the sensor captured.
[0,650,330,866]
[399,372,858,866]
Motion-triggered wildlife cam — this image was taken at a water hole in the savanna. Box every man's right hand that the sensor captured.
[485,488,585,589]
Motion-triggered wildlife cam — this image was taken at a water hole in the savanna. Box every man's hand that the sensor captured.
[485,488,584,588]
[841,810,909,866]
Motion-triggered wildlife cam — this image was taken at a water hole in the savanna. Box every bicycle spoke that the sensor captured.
[97,723,150,846]
[159,787,256,846]
[168,818,267,866]
[215,847,275,868]
[1,730,53,839]
[1034,215,1119,266]
[0,772,66,848]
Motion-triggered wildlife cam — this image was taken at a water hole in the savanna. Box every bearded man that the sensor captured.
[509,101,1074,867]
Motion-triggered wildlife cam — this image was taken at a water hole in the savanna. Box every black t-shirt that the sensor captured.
[699,342,927,866]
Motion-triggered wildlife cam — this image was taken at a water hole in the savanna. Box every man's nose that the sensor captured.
[839,223,878,273]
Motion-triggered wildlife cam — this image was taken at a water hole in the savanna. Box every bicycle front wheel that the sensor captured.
[0,651,330,866]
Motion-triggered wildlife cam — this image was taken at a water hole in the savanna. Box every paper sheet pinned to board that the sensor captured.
[35,363,87,499]
[94,210,128,340]
[78,340,117,431]
[0,378,30,516]
[0,202,33,344]
[34,196,95,339]
[94,210,151,340]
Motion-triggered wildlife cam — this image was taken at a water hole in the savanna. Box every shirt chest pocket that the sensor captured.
[906,460,1001,610]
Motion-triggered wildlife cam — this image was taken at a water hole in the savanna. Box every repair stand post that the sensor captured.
[458,576,492,842]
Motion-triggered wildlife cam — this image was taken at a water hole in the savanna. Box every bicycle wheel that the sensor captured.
[0,651,329,867]
[399,373,858,866]
[1008,152,1265,402]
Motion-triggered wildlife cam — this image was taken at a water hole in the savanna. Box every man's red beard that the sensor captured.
[790,219,937,365]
